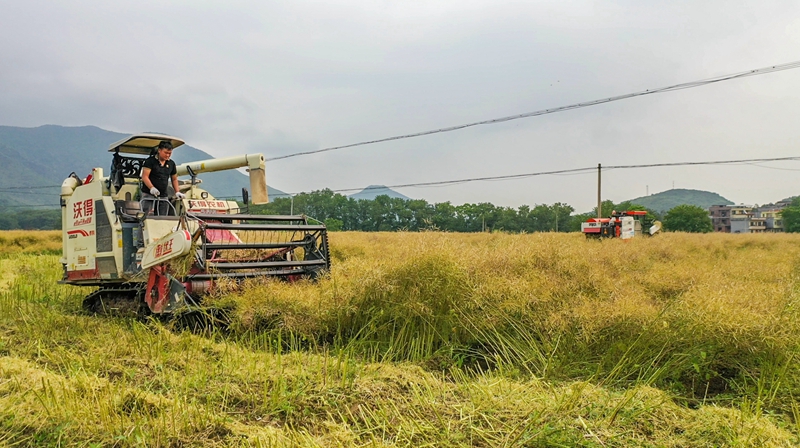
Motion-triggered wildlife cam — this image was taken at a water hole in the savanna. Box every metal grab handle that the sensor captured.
[140,197,178,216]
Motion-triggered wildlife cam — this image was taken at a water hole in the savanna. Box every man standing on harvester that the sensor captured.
[141,140,185,215]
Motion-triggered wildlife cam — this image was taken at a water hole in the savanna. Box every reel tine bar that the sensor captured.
[193,214,330,278]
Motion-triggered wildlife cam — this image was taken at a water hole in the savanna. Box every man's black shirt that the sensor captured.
[142,156,176,197]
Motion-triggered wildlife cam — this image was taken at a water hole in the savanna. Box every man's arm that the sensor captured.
[141,167,154,190]
[169,161,184,198]
[171,174,181,196]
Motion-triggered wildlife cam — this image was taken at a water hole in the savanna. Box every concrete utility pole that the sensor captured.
[597,163,602,218]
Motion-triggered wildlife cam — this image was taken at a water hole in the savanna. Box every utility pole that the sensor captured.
[597,163,602,218]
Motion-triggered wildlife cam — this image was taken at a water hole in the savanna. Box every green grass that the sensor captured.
[1,231,800,446]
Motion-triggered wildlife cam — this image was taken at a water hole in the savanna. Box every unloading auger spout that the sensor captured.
[177,153,268,205]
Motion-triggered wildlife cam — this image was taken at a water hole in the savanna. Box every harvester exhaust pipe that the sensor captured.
[176,154,269,204]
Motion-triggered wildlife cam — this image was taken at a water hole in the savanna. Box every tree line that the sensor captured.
[247,189,580,232]
[10,190,799,234]
[250,189,668,233]
[254,190,800,234]
[0,209,61,230]
[780,197,800,233]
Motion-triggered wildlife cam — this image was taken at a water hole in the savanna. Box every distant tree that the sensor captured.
[3,210,61,230]
[253,189,583,233]
[431,202,458,230]
[568,212,594,232]
[780,197,800,233]
[663,205,712,233]
[590,200,616,219]
[324,218,344,231]
[406,199,435,230]
[0,214,19,230]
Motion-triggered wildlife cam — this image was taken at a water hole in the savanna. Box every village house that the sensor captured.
[708,204,785,233]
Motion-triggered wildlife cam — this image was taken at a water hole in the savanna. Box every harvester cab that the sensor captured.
[581,210,660,239]
[60,133,330,314]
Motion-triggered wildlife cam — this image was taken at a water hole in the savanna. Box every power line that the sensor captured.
[603,156,800,170]
[274,155,800,195]
[7,156,797,205]
[742,162,800,171]
[266,59,800,162]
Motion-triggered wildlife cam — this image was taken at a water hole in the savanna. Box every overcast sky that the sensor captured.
[3,0,800,211]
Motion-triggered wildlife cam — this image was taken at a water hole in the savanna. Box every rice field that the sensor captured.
[2,230,800,446]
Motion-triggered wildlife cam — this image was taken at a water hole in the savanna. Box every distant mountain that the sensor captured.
[626,188,733,212]
[0,125,286,208]
[349,185,410,201]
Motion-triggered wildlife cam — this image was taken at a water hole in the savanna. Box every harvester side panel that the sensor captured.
[95,197,126,280]
[63,179,102,283]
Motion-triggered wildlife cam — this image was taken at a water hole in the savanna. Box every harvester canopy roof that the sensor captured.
[108,133,185,156]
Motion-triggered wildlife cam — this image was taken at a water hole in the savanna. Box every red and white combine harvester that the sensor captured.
[581,210,661,239]
[59,133,330,314]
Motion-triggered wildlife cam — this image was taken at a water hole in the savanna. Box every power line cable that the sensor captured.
[603,156,800,170]
[272,155,800,196]
[742,162,800,171]
[7,156,797,205]
[266,59,800,162]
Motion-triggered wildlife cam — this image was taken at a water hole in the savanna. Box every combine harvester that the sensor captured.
[581,210,661,239]
[60,133,330,314]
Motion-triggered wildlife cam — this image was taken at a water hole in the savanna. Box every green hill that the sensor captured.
[626,188,733,212]
[0,125,286,209]
[349,185,411,201]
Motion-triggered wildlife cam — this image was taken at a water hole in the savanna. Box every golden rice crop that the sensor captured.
[213,231,800,408]
[0,230,61,256]
[222,231,800,344]
[3,230,800,445]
